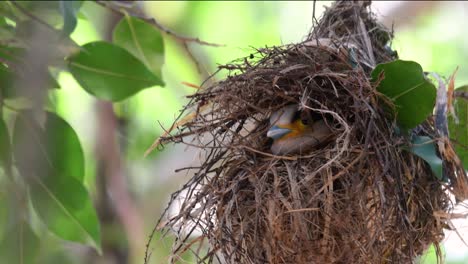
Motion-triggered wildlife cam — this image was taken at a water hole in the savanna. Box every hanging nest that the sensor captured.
[146,1,468,263]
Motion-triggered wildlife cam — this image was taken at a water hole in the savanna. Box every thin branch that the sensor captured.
[95,1,224,74]
[94,1,224,47]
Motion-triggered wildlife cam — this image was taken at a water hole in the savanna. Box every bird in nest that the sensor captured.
[267,105,333,155]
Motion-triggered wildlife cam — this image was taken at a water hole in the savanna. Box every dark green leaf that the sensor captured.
[0,220,40,264]
[0,2,24,22]
[47,71,61,89]
[59,0,78,36]
[13,112,85,182]
[44,112,85,182]
[0,63,16,98]
[113,15,165,77]
[0,119,12,172]
[448,85,468,169]
[0,22,15,42]
[0,45,24,62]
[12,112,98,252]
[12,113,47,180]
[0,190,6,241]
[0,46,60,96]
[0,16,7,26]
[30,174,101,253]
[67,41,164,101]
[372,60,437,129]
[410,136,443,180]
[10,2,65,28]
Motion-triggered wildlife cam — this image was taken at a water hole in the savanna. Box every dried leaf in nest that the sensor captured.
[145,1,466,264]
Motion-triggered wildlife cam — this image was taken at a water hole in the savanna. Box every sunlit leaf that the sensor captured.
[0,119,12,172]
[410,136,443,180]
[67,41,164,101]
[448,85,468,169]
[0,220,40,264]
[30,174,101,253]
[113,15,164,77]
[372,60,437,129]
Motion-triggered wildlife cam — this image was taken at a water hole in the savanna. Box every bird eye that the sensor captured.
[299,111,311,125]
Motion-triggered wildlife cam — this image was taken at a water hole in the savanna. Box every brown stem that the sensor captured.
[95,102,145,262]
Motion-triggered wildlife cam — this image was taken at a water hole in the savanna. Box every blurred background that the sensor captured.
[19,1,468,263]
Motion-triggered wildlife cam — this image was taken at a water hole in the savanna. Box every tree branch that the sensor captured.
[95,0,224,73]
[95,1,223,47]
[95,0,225,47]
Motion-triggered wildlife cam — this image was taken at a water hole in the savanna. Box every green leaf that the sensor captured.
[67,41,164,101]
[0,190,6,241]
[0,46,60,96]
[113,15,165,77]
[372,60,437,129]
[47,71,61,89]
[0,22,15,42]
[12,112,99,252]
[9,1,68,28]
[0,220,40,264]
[448,85,468,169]
[0,63,16,98]
[0,119,12,172]
[410,136,443,180]
[0,45,24,61]
[0,45,25,98]
[0,16,7,26]
[13,112,85,182]
[44,112,85,182]
[30,174,101,253]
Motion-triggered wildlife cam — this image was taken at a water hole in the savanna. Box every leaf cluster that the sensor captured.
[0,0,166,260]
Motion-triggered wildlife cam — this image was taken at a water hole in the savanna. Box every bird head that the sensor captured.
[266,105,332,154]
[267,105,308,140]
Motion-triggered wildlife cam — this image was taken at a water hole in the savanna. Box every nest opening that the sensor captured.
[147,1,467,263]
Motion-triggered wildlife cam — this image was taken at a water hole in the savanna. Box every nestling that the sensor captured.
[267,105,332,155]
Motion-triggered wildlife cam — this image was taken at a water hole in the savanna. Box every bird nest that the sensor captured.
[146,1,468,263]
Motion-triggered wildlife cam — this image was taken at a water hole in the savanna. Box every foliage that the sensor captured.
[372,60,467,177]
[409,136,443,180]
[372,60,436,130]
[448,85,468,169]
[0,0,165,260]
[0,1,465,263]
